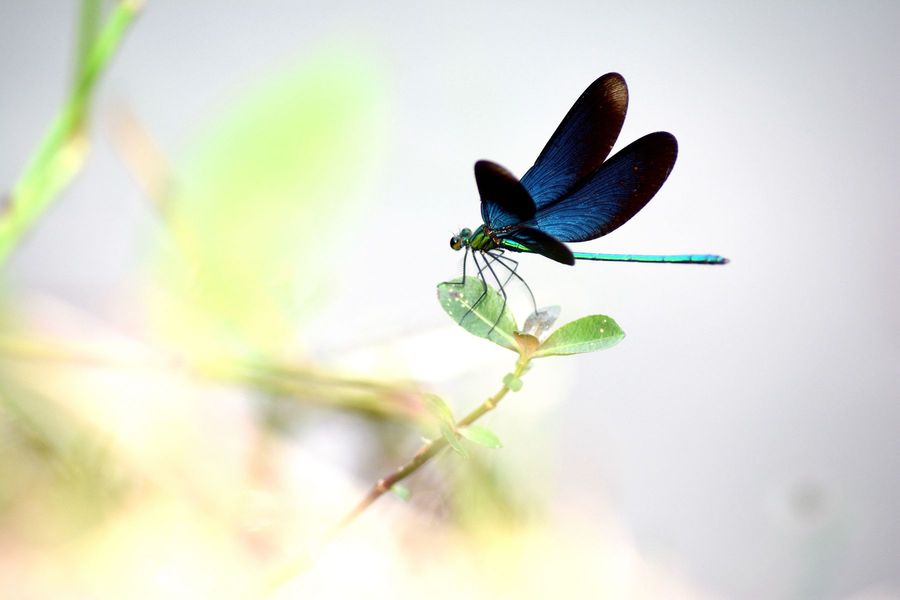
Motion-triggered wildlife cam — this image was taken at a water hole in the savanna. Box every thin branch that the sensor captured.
[330,353,531,532]
[260,351,532,596]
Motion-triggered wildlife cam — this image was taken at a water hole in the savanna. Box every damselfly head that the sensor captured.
[449,227,472,251]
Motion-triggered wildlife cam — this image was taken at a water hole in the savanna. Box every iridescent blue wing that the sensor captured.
[475,160,535,229]
[498,225,574,265]
[519,73,628,208]
[531,132,678,243]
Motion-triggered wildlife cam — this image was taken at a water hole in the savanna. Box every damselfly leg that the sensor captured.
[446,247,539,334]
[486,249,537,317]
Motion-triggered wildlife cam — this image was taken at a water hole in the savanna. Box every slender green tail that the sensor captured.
[571,252,728,264]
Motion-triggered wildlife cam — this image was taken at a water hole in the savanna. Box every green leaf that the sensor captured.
[459,425,503,449]
[150,50,387,356]
[440,422,468,458]
[421,394,455,437]
[502,373,523,392]
[535,315,625,357]
[436,277,518,351]
[424,394,455,425]
[390,483,412,501]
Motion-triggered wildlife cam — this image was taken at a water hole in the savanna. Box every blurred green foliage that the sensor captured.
[0,1,139,264]
[0,368,128,543]
[152,50,388,357]
[0,0,631,546]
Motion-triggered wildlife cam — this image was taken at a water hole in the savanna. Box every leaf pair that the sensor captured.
[437,278,625,356]
[424,394,502,459]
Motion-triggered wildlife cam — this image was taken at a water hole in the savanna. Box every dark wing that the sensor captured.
[499,225,574,265]
[530,132,678,243]
[519,73,628,208]
[475,160,536,229]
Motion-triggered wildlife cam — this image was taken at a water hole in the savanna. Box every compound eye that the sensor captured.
[450,236,461,250]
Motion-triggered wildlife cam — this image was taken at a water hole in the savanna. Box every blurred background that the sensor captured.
[1,1,898,598]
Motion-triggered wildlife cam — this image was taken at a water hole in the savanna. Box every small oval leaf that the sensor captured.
[424,394,455,426]
[437,277,518,350]
[535,315,625,357]
[440,422,468,458]
[459,425,503,449]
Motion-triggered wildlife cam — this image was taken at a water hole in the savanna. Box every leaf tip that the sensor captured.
[459,425,503,449]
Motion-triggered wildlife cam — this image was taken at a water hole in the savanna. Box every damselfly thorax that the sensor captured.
[448,225,535,332]
[450,225,505,254]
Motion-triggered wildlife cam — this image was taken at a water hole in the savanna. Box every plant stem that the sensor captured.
[332,354,532,532]
[0,1,141,264]
[76,0,104,82]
